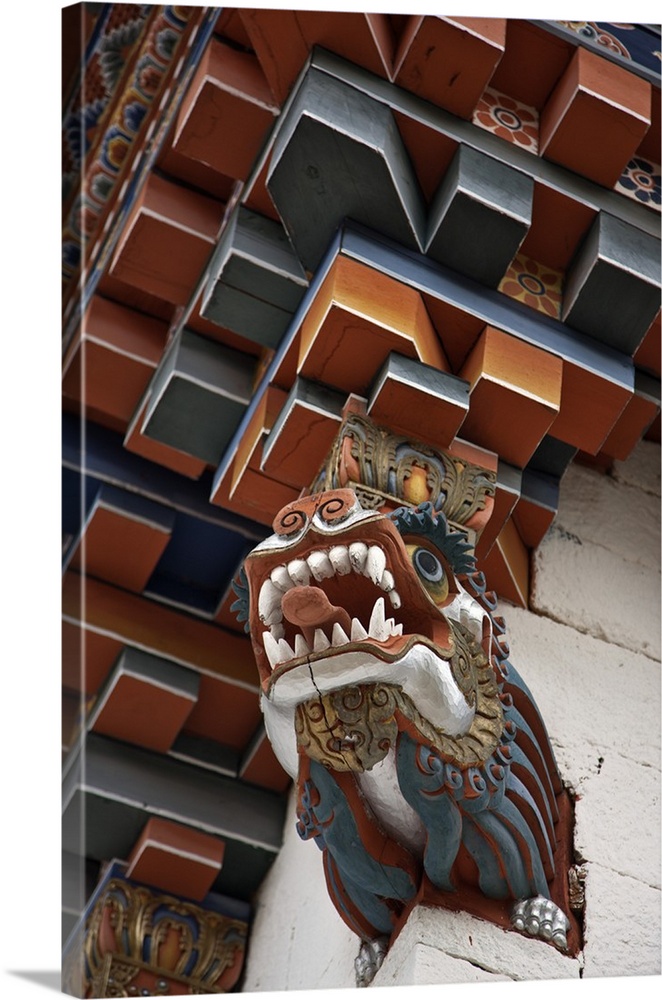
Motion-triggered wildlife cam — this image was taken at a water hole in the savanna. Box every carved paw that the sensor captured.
[355,935,389,987]
[511,895,570,951]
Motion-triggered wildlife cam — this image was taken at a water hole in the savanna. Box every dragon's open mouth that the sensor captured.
[259,541,401,665]
[250,532,455,683]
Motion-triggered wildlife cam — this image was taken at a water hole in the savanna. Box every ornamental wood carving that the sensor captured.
[233,446,576,983]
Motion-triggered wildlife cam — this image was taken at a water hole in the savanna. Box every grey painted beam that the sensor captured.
[563,213,661,354]
[142,329,255,465]
[302,49,659,240]
[62,734,286,899]
[267,67,427,271]
[202,207,308,348]
[426,144,534,287]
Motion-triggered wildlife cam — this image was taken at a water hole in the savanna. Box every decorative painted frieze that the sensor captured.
[62,864,249,997]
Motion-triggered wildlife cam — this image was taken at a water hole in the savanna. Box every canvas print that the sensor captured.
[61,5,661,996]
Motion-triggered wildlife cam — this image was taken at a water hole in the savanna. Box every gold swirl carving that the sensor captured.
[317,413,495,525]
[296,683,400,772]
[295,623,503,773]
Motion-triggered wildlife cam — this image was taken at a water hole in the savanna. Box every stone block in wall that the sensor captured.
[551,461,661,574]
[583,863,661,978]
[374,939,511,986]
[574,755,661,889]
[612,439,661,498]
[502,608,661,781]
[531,525,661,661]
[373,905,580,985]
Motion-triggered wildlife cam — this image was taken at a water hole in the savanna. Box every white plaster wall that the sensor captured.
[242,441,661,993]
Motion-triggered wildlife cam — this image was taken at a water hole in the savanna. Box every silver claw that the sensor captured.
[355,935,389,987]
[511,896,570,952]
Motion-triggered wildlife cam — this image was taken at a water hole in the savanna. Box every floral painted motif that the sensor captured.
[616,157,661,211]
[499,254,564,319]
[472,88,539,153]
[558,21,631,59]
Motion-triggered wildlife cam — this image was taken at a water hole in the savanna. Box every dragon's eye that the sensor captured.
[406,543,450,604]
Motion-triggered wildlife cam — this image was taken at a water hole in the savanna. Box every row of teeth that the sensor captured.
[258,543,401,632]
[262,596,403,669]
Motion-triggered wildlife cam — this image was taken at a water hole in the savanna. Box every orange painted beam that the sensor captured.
[167,37,278,183]
[62,618,123,696]
[539,46,651,188]
[599,381,660,462]
[394,16,506,120]
[512,497,556,551]
[459,327,563,468]
[90,652,199,754]
[239,8,395,105]
[478,516,529,608]
[550,362,631,455]
[62,572,257,690]
[634,311,661,380]
[518,184,597,273]
[297,256,448,394]
[69,493,174,594]
[62,297,167,430]
[240,731,291,794]
[127,817,225,902]
[183,672,262,751]
[260,380,345,490]
[109,174,224,306]
[475,469,521,562]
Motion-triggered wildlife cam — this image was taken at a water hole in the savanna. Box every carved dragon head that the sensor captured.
[233,488,501,778]
[233,487,573,968]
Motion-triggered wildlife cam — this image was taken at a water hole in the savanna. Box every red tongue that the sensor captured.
[281,586,352,647]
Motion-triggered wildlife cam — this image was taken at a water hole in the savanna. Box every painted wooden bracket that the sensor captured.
[127,817,225,901]
[267,68,427,271]
[239,7,395,105]
[261,378,346,489]
[539,44,652,188]
[108,173,224,307]
[65,484,175,592]
[459,326,563,467]
[393,16,506,119]
[142,329,255,465]
[367,352,470,448]
[62,296,167,433]
[201,207,308,348]
[426,144,534,288]
[88,648,199,755]
[164,36,279,186]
